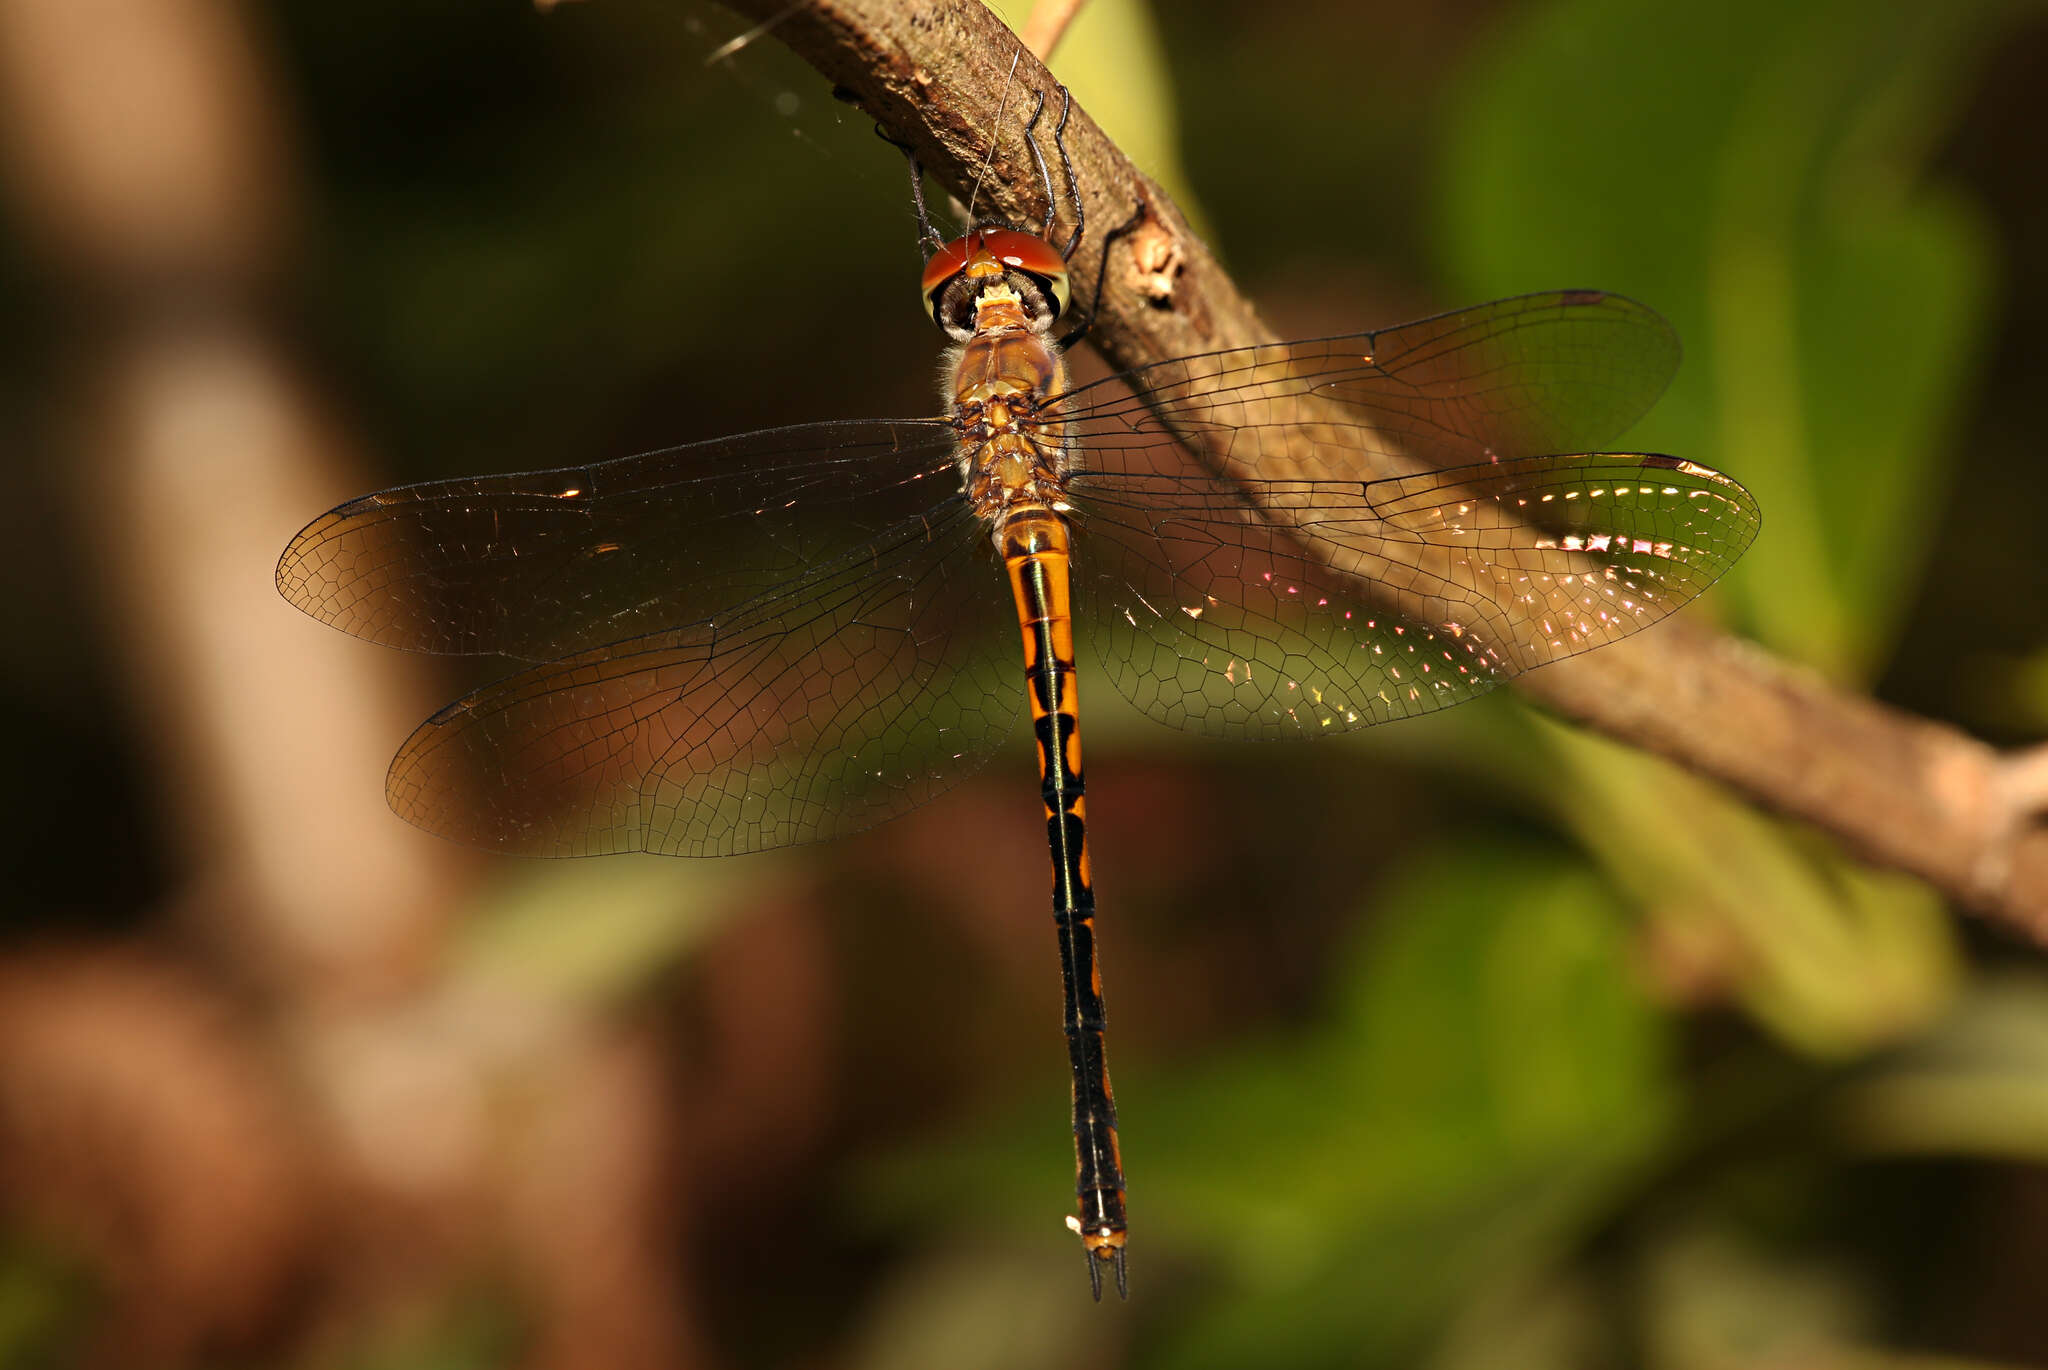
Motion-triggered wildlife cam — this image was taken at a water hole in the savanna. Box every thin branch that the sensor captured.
[714,0,2048,941]
[2004,743,2048,817]
[1019,0,1086,60]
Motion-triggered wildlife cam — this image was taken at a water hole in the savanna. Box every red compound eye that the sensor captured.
[972,228,1068,277]
[919,234,977,302]
[920,228,1070,305]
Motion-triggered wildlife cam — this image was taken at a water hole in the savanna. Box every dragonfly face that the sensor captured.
[922,226,1073,339]
[277,135,1759,1300]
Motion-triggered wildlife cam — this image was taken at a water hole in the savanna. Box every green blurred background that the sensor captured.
[1,0,2046,1366]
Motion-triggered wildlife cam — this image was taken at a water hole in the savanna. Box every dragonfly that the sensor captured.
[276,86,1759,1299]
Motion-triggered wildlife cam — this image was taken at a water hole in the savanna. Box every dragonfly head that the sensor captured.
[921,227,1071,341]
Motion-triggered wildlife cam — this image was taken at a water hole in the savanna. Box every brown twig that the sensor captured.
[715,0,2048,940]
[1019,0,1086,60]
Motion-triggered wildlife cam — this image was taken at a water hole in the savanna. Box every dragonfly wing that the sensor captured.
[387,499,1018,856]
[1054,291,1678,481]
[277,419,961,661]
[1069,454,1758,739]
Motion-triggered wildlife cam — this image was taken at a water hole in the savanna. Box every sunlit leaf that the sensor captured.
[1440,0,2000,680]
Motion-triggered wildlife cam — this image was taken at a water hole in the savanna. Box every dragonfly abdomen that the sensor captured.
[1000,508,1129,1298]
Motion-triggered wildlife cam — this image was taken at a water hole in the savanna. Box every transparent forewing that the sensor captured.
[277,419,960,661]
[386,499,1018,857]
[1069,454,1759,739]
[1053,291,1678,483]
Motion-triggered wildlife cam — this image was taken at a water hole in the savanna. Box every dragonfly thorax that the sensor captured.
[949,302,1074,540]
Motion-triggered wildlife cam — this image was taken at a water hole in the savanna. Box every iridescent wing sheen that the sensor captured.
[1053,290,1680,483]
[1047,289,1743,738]
[1068,455,1759,739]
[277,419,960,662]
[279,289,1738,851]
[384,497,1018,857]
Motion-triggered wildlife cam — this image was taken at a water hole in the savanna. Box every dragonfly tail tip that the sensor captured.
[1081,1244,1128,1301]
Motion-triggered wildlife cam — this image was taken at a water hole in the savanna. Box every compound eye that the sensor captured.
[975,228,1072,319]
[973,228,1065,277]
[920,233,976,314]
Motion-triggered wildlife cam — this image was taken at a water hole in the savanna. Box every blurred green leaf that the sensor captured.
[844,1243,1127,1370]
[1424,1270,1606,1370]
[1328,843,1672,1170]
[1133,845,1672,1368]
[868,842,1674,1367]
[462,854,761,1004]
[335,1282,521,1370]
[0,1239,86,1370]
[1515,709,1960,1058]
[1440,0,2000,680]
[1433,0,1997,1067]
[1640,1217,1871,1370]
[1833,974,2048,1162]
[1633,1203,2036,1370]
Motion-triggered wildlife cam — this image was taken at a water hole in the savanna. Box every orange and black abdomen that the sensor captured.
[1000,508,1128,1298]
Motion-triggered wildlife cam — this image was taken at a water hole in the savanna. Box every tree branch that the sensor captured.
[714,0,2048,939]
[1019,0,1086,60]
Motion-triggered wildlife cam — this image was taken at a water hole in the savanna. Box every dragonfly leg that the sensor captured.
[874,121,945,256]
[1056,197,1147,350]
[1048,86,1083,257]
[1021,87,1057,239]
[1022,84,1079,249]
